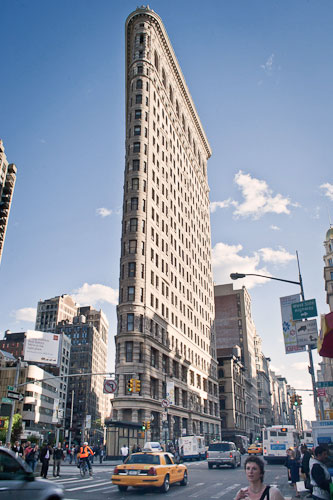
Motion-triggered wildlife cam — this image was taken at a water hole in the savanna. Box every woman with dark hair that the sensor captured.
[235,456,285,500]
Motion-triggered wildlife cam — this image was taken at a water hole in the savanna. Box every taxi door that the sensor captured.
[163,454,176,483]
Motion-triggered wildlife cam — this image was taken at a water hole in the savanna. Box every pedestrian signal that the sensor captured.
[128,379,134,392]
[135,379,141,392]
[142,421,146,431]
[147,421,151,430]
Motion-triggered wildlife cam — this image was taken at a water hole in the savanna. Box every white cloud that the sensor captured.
[212,242,271,288]
[270,225,280,231]
[210,199,235,213]
[96,207,112,218]
[258,246,296,265]
[320,182,333,201]
[13,307,36,323]
[71,283,118,306]
[261,54,274,74]
[211,171,296,219]
[233,171,293,219]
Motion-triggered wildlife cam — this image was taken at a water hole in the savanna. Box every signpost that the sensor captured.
[161,399,170,408]
[295,319,318,347]
[292,299,317,321]
[103,379,118,394]
[280,294,306,354]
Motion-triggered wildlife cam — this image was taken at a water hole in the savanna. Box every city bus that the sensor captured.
[262,425,300,464]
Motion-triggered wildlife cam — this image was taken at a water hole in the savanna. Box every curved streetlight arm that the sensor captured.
[230,272,301,287]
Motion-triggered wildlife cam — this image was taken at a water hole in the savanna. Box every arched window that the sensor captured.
[162,68,167,88]
[154,50,159,71]
[136,79,143,89]
[169,85,173,103]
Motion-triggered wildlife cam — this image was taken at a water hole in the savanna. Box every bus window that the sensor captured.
[270,431,277,436]
[278,432,287,436]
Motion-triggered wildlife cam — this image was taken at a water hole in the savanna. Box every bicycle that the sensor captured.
[79,459,92,477]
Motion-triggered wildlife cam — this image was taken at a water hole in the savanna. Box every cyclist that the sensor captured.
[78,441,94,476]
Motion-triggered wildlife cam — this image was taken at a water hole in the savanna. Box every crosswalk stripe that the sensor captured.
[66,480,111,492]
[210,484,240,498]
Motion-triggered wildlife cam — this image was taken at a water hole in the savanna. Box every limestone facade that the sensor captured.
[113,6,220,442]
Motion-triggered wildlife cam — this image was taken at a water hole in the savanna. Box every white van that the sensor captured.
[178,436,206,461]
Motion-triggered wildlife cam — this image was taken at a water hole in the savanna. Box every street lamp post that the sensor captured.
[230,253,320,420]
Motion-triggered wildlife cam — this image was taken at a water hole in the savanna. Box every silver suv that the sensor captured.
[207,441,241,469]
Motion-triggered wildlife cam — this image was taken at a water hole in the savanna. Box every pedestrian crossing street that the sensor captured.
[47,470,293,499]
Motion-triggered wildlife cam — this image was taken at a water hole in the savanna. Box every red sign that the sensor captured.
[317,388,326,397]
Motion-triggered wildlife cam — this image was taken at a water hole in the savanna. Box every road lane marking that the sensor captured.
[189,482,223,498]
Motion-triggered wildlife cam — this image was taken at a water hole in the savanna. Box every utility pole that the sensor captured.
[296,251,320,420]
[69,389,74,448]
[6,358,21,443]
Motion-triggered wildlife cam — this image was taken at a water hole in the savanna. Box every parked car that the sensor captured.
[0,447,64,500]
[206,441,241,469]
[248,443,263,455]
[111,451,188,492]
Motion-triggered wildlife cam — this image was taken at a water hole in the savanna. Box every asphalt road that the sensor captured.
[48,460,300,500]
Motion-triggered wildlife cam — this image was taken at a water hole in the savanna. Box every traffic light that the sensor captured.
[142,421,146,431]
[290,394,296,406]
[128,379,134,392]
[135,379,141,392]
[296,395,302,406]
[147,421,151,430]
[294,394,299,406]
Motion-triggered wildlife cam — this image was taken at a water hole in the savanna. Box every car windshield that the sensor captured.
[126,454,161,465]
[208,443,231,451]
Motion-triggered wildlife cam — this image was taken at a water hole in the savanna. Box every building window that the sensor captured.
[128,262,136,277]
[150,377,158,399]
[127,286,135,301]
[154,50,159,71]
[133,142,140,152]
[162,68,166,88]
[134,125,141,135]
[131,197,138,210]
[135,109,142,119]
[125,341,133,362]
[129,218,138,232]
[137,65,143,74]
[151,347,158,368]
[133,159,140,171]
[136,79,143,89]
[135,94,142,104]
[127,313,134,331]
[129,240,137,254]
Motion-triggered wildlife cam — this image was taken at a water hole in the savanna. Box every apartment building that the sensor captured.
[35,294,77,332]
[0,139,17,264]
[113,6,220,442]
[214,283,260,440]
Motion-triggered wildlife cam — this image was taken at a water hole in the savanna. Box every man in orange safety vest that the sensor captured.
[78,441,94,475]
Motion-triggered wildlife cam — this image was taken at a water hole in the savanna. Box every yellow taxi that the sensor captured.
[248,443,263,455]
[111,451,188,493]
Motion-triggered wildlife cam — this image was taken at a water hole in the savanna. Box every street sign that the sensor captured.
[161,399,170,408]
[58,409,64,419]
[85,414,91,429]
[317,381,333,388]
[295,319,318,347]
[280,294,306,354]
[103,379,117,394]
[317,388,326,397]
[292,299,317,320]
[7,385,14,391]
[7,390,24,402]
[2,397,13,404]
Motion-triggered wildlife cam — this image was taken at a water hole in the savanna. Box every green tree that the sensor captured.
[0,414,23,444]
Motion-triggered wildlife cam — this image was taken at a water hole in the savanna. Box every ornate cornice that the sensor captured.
[126,7,212,159]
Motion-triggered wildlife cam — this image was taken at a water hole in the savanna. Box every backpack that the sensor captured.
[26,449,35,461]
[259,486,270,500]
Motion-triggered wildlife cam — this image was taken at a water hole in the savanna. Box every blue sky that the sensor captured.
[1,0,332,421]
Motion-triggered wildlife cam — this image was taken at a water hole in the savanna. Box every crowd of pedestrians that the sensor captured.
[234,444,332,500]
[2,440,107,479]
